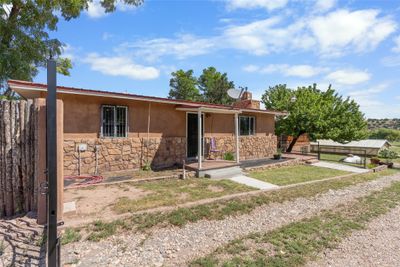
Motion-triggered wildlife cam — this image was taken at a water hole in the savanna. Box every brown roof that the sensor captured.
[8,79,286,115]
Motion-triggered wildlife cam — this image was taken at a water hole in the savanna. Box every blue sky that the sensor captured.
[34,0,400,118]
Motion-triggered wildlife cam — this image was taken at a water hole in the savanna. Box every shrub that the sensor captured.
[223,152,235,161]
[378,148,399,159]
[369,128,400,142]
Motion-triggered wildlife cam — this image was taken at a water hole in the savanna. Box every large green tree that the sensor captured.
[168,69,201,101]
[198,67,235,105]
[262,84,368,152]
[0,0,143,94]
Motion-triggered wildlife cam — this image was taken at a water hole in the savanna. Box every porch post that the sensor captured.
[235,113,240,163]
[198,109,202,170]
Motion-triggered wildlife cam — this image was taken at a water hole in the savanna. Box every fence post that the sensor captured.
[364,150,367,169]
[317,141,321,160]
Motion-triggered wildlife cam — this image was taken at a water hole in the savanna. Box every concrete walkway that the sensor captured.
[311,161,369,173]
[229,175,279,190]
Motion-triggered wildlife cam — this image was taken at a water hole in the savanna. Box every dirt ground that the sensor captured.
[64,183,150,220]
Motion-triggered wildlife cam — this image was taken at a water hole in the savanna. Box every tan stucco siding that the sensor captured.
[59,94,186,139]
[57,93,275,139]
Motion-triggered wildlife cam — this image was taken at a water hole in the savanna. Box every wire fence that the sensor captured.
[312,143,368,169]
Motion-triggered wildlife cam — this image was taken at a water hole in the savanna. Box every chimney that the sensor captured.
[232,90,260,109]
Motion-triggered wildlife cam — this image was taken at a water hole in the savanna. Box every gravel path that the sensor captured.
[306,204,400,267]
[62,173,400,267]
[0,214,45,267]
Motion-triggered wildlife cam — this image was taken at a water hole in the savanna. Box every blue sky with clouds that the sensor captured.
[34,0,400,118]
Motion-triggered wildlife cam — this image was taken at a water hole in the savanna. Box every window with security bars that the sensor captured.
[239,116,255,136]
[101,105,128,137]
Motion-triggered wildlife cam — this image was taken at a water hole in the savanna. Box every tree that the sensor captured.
[0,0,143,95]
[262,84,368,152]
[168,69,201,101]
[198,67,235,105]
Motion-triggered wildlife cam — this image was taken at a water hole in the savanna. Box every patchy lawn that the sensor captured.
[64,178,255,222]
[63,169,398,243]
[191,181,400,267]
[113,178,255,213]
[247,165,349,186]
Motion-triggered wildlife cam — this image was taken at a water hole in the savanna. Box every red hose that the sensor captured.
[64,175,103,188]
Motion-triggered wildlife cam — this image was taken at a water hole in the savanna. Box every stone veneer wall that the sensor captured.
[64,137,186,176]
[205,134,277,160]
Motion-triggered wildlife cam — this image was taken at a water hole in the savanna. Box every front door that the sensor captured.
[187,113,204,158]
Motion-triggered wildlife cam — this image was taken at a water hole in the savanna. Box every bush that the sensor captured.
[369,128,400,142]
[223,152,235,161]
[378,148,399,159]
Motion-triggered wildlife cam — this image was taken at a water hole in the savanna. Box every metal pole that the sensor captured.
[197,109,202,170]
[234,113,239,163]
[317,141,321,160]
[46,58,59,267]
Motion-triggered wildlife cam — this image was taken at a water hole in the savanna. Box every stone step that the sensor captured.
[202,166,243,179]
[305,159,319,164]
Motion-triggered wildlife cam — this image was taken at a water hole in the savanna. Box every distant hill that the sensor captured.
[368,119,400,130]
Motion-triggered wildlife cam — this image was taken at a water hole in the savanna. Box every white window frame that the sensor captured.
[239,115,256,136]
[100,105,128,138]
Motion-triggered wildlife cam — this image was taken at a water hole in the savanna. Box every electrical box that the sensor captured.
[77,143,87,152]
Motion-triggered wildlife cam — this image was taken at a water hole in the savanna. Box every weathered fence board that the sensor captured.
[0,100,36,217]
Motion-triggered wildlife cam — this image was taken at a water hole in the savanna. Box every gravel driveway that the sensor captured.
[0,214,45,267]
[306,204,400,267]
[62,173,400,267]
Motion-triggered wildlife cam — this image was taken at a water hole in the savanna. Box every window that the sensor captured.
[101,105,128,137]
[239,116,255,136]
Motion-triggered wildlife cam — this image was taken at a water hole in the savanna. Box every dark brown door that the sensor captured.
[187,113,203,158]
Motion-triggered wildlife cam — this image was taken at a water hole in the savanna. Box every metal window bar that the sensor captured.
[101,105,128,137]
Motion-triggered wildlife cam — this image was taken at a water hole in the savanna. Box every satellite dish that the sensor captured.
[227,88,244,99]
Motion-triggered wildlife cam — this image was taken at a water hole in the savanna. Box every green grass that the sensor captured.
[66,169,398,243]
[248,165,349,186]
[191,181,400,266]
[113,178,254,213]
[319,153,366,168]
[61,228,82,245]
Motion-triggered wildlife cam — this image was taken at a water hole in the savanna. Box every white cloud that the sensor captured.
[346,84,400,118]
[309,9,397,57]
[83,53,160,80]
[119,34,217,62]
[102,32,114,41]
[87,1,106,18]
[325,69,371,85]
[226,0,288,11]
[243,64,326,78]
[348,83,387,97]
[123,8,396,60]
[223,16,316,55]
[314,0,336,12]
[392,35,400,53]
[381,55,400,67]
[86,0,139,18]
[61,44,75,60]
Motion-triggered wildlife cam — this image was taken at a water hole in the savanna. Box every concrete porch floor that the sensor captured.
[185,160,239,171]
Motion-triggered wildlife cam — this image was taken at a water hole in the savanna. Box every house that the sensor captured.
[8,80,285,176]
[310,139,391,156]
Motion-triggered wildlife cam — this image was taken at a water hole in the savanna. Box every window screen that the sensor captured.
[101,105,128,137]
[239,116,255,136]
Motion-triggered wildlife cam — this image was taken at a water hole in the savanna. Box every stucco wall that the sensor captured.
[59,94,277,175]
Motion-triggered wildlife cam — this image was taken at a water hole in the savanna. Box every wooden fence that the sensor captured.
[0,100,37,217]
